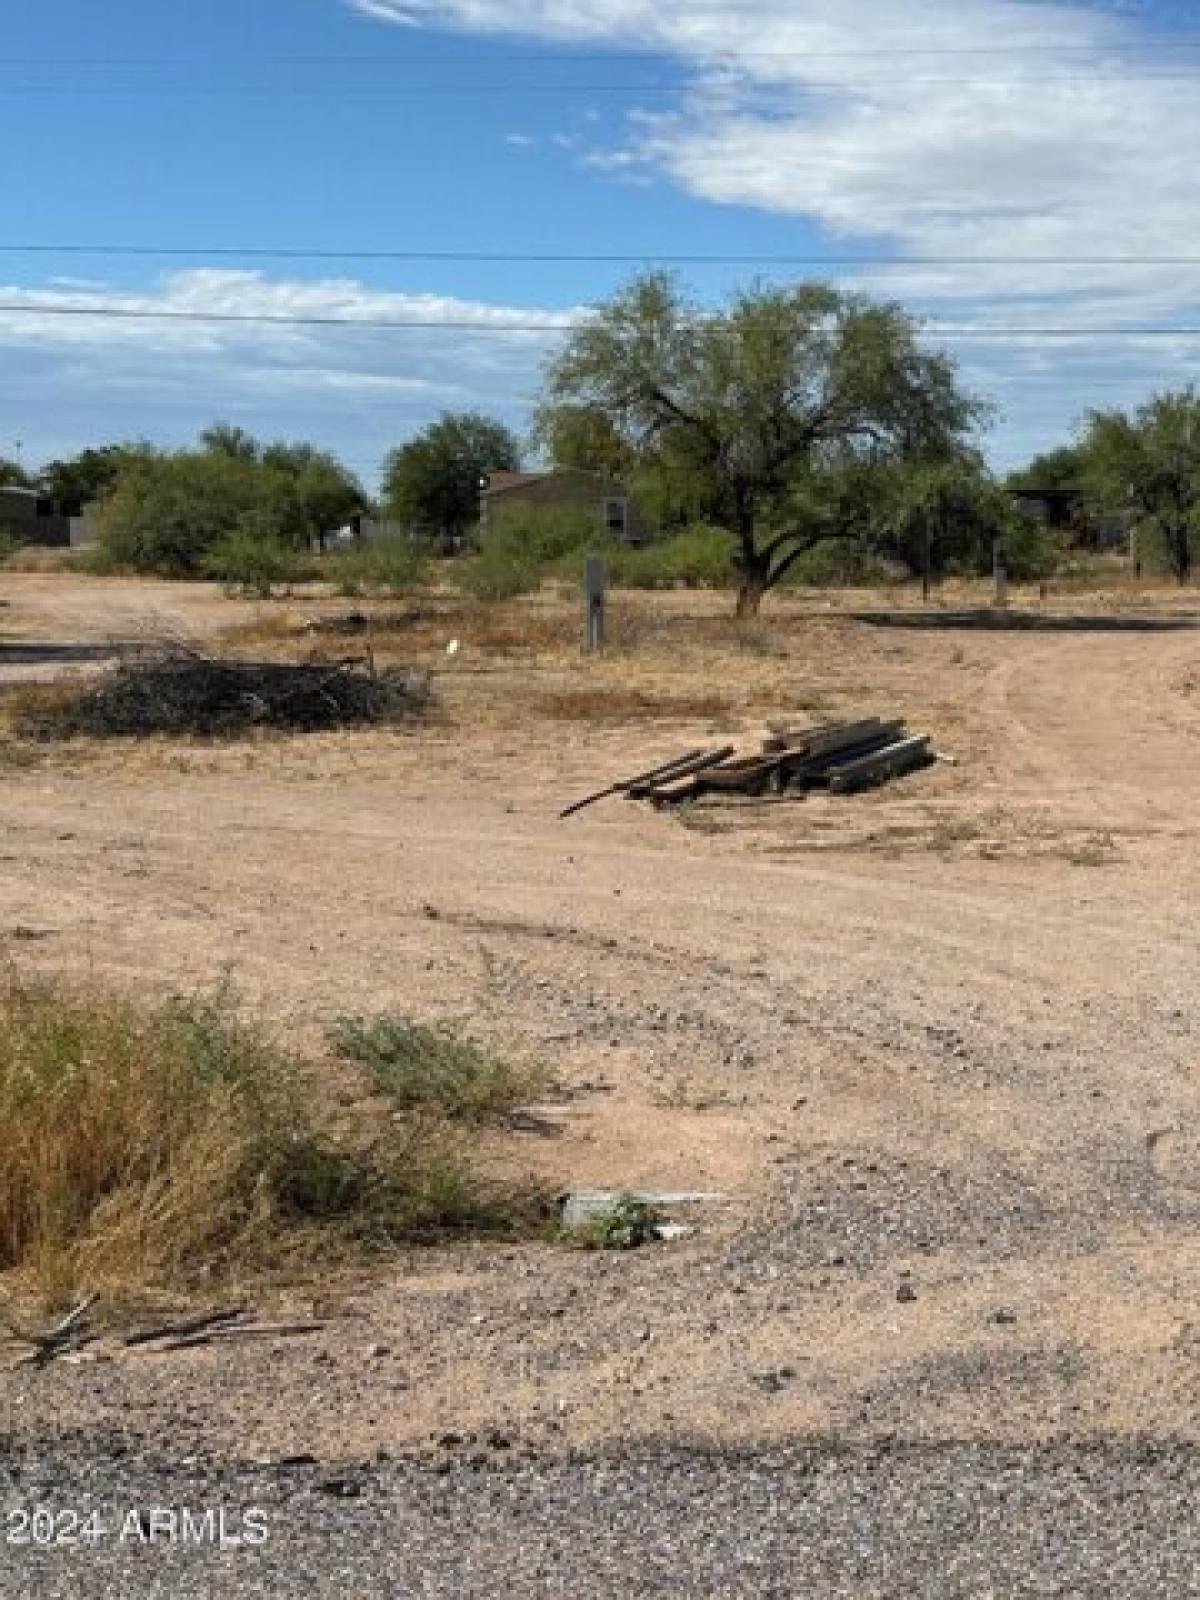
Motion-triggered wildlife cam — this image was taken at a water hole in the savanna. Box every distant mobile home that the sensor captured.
[479,468,641,543]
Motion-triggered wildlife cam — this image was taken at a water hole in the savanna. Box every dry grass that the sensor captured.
[0,979,543,1303]
[454,605,579,655]
[218,610,301,651]
[1,680,86,736]
[533,685,737,724]
[2,547,88,575]
[221,598,577,661]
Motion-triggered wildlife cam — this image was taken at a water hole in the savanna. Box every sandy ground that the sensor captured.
[2,571,1200,1468]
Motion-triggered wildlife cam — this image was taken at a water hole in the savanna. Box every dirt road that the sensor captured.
[2,575,1200,1591]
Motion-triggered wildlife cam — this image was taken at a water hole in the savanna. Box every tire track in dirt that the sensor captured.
[979,630,1200,833]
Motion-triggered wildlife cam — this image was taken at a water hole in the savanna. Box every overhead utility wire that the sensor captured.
[3,302,1200,338]
[11,73,1200,92]
[11,40,1200,62]
[4,243,1200,267]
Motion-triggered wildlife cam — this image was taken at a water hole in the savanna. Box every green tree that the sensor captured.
[532,401,714,535]
[260,442,367,549]
[95,451,292,575]
[1007,444,1088,494]
[40,445,140,513]
[94,433,367,573]
[200,422,262,462]
[530,402,636,477]
[383,412,520,549]
[0,458,31,489]
[1081,390,1200,582]
[880,458,1042,584]
[543,274,984,614]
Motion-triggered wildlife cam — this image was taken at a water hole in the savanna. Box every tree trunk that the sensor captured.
[733,514,770,617]
[1169,521,1192,584]
[732,534,771,614]
[735,573,769,617]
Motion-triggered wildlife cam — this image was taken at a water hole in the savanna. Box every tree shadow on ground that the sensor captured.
[0,642,126,665]
[851,610,1200,633]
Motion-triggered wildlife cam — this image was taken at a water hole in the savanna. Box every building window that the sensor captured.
[605,498,628,537]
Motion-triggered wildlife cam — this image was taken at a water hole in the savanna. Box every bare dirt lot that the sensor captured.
[2,571,1200,1592]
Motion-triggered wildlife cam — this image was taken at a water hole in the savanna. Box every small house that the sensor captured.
[0,486,73,548]
[479,468,641,543]
[1008,486,1128,552]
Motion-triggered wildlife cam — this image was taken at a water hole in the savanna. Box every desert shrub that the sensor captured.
[0,979,409,1292]
[779,537,893,588]
[74,541,124,575]
[0,980,522,1295]
[330,1015,547,1121]
[325,539,428,597]
[1001,518,1061,581]
[1117,519,1199,581]
[204,526,311,597]
[459,503,601,602]
[460,545,541,602]
[93,452,291,576]
[91,437,364,577]
[12,648,432,740]
[604,525,734,589]
[483,503,599,565]
[941,520,1060,582]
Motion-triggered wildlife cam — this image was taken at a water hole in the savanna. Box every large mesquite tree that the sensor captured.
[1082,390,1200,583]
[543,274,984,614]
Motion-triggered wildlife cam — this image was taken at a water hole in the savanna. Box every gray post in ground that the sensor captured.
[585,555,607,652]
[993,539,1009,609]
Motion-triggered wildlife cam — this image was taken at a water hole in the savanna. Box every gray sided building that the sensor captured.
[0,485,74,548]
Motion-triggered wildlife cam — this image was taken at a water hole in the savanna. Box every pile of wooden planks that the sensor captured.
[560,717,936,818]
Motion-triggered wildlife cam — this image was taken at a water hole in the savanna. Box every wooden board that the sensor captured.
[801,718,898,759]
[826,735,932,794]
[627,746,737,799]
[691,759,780,793]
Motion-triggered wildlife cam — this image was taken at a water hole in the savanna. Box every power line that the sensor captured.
[0,303,572,332]
[5,242,1200,267]
[3,301,1200,339]
[12,72,1200,94]
[9,40,1200,63]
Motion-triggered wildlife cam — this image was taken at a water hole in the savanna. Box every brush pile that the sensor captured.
[561,716,936,818]
[16,645,432,739]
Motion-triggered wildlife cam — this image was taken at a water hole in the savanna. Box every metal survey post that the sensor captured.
[585,555,607,651]
[993,538,1009,609]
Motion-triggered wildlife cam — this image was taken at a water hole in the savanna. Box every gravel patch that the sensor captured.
[3,1436,1199,1598]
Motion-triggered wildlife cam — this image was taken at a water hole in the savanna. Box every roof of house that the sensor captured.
[480,470,546,496]
[0,485,39,500]
[480,467,628,499]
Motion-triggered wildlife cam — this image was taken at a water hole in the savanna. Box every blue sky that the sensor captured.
[4,0,1200,484]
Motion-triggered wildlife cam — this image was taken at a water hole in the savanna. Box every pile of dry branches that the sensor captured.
[17,645,432,739]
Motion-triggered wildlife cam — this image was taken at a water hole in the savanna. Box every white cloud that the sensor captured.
[350,0,422,22]
[345,0,1195,283]
[0,271,577,481]
[347,0,1200,462]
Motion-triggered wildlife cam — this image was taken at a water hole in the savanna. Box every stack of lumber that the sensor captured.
[560,717,935,819]
[648,717,934,805]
